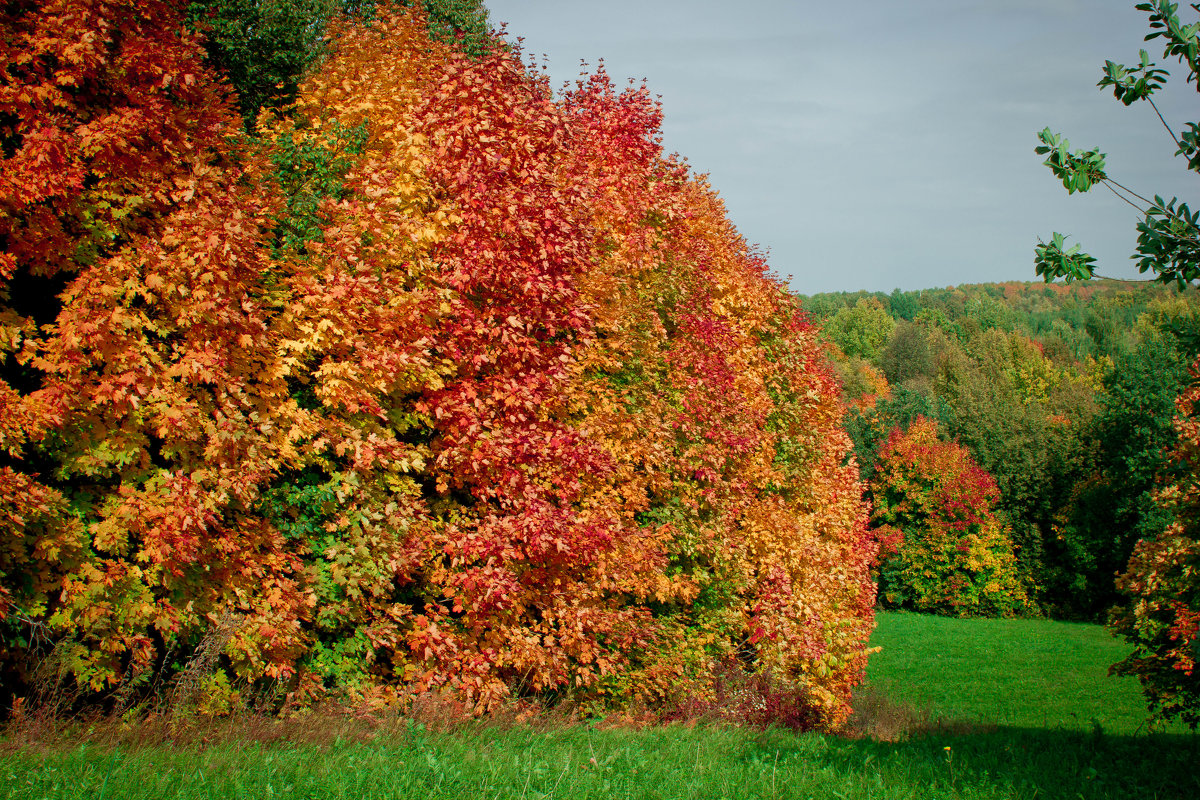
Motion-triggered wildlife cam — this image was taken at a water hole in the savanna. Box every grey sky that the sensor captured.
[483,0,1196,294]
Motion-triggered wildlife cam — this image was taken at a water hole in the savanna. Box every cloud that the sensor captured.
[487,0,1194,292]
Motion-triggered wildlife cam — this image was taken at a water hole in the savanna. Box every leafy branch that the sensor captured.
[1035,1,1200,288]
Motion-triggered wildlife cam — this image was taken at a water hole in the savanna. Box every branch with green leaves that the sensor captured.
[1035,1,1200,288]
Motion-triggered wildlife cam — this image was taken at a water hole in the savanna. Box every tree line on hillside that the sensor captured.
[800,281,1200,622]
[0,0,876,729]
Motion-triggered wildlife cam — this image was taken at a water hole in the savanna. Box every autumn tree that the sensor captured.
[871,418,1031,617]
[1,0,875,729]
[554,69,877,724]
[1109,370,1200,728]
[1,0,307,702]
[243,6,874,724]
[1032,1,1200,724]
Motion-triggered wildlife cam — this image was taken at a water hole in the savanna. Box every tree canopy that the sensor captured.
[0,0,875,729]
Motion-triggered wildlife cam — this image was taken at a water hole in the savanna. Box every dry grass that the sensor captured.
[843,684,997,741]
[1,687,594,756]
[2,676,969,756]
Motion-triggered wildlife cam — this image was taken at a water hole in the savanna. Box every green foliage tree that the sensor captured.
[412,0,491,55]
[1034,1,1200,287]
[823,298,895,361]
[1048,334,1188,617]
[888,288,921,321]
[187,0,491,125]
[879,320,940,388]
[936,329,1094,597]
[965,294,1017,334]
[187,0,341,123]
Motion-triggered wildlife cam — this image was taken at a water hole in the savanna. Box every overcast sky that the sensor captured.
[483,0,1196,295]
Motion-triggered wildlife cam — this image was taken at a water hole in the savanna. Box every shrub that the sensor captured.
[871,418,1031,617]
[1,2,876,729]
[1109,361,1200,728]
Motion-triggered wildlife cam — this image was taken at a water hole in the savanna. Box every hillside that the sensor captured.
[800,280,1200,619]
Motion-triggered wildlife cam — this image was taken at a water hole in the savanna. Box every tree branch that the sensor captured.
[1147,96,1183,150]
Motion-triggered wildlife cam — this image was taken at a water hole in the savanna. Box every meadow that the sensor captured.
[862,611,1191,735]
[4,612,1197,800]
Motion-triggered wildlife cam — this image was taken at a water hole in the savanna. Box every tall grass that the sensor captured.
[4,721,1198,799]
[3,613,1198,799]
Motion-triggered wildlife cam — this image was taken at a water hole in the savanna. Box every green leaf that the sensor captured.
[1034,233,1097,283]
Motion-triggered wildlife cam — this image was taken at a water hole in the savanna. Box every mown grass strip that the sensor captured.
[864,611,1192,734]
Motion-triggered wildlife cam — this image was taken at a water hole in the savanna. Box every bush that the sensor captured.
[1109,361,1200,728]
[871,419,1031,617]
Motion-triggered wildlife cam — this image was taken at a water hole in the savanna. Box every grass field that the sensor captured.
[3,612,1198,800]
[863,611,1191,734]
[4,722,1199,800]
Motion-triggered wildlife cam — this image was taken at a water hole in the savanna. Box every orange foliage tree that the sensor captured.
[871,418,1030,617]
[1,0,306,700]
[557,71,876,723]
[2,2,877,728]
[1110,363,1200,728]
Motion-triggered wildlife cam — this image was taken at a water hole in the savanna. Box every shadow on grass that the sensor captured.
[821,726,1200,800]
[827,680,1200,798]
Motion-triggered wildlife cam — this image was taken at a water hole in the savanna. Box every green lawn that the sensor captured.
[864,611,1190,734]
[4,722,1199,800]
[3,612,1198,800]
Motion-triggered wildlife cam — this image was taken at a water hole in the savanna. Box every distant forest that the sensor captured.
[798,280,1200,620]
